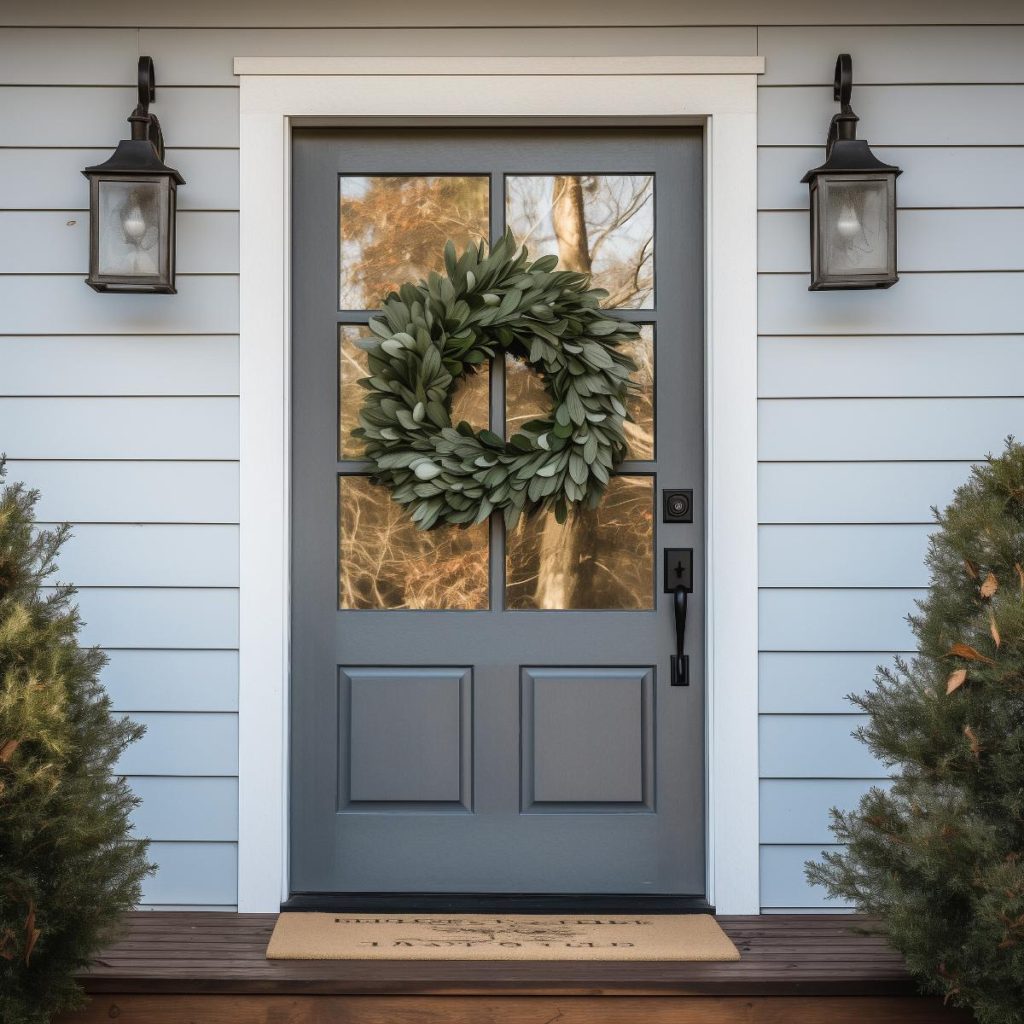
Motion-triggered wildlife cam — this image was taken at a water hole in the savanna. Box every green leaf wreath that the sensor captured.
[352,230,640,531]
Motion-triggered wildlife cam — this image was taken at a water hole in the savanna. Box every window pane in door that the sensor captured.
[339,175,489,309]
[339,325,490,460]
[505,475,654,610]
[339,476,489,610]
[505,174,654,309]
[504,325,654,460]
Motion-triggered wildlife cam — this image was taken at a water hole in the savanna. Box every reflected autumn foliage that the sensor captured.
[506,476,655,610]
[339,175,489,309]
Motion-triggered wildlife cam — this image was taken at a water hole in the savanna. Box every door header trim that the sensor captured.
[234,55,765,76]
[237,59,760,916]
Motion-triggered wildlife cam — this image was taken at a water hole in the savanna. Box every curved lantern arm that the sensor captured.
[826,53,858,156]
[128,55,166,160]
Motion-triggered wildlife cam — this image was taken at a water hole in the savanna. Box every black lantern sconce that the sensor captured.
[801,55,901,290]
[83,57,184,293]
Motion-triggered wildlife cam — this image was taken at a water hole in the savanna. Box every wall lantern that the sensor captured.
[801,54,901,290]
[83,57,184,293]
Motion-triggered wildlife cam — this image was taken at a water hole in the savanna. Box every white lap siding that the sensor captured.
[0,3,1021,909]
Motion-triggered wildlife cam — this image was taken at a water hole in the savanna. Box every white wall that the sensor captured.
[1,1,1021,910]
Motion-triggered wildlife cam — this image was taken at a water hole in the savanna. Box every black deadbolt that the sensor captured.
[663,488,693,523]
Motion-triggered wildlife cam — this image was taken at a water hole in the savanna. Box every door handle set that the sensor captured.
[664,548,693,687]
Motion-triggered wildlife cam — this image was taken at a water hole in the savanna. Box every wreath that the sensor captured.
[352,230,639,531]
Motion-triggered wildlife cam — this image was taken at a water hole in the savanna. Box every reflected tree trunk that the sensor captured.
[532,176,601,609]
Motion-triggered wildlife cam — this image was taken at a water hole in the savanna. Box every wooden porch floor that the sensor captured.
[59,912,972,1023]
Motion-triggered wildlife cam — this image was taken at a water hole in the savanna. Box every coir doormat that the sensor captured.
[266,912,740,961]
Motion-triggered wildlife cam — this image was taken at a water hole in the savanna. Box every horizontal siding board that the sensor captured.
[758,461,972,524]
[0,276,238,334]
[58,524,239,587]
[0,87,238,147]
[759,337,1024,398]
[4,461,239,523]
[74,588,238,649]
[0,211,239,274]
[117,712,238,776]
[758,147,1024,211]
[0,28,137,85]
[760,714,881,778]
[759,524,932,588]
[758,26,1024,85]
[759,652,902,714]
[129,777,238,841]
[0,337,239,396]
[0,148,240,211]
[759,588,921,651]
[759,209,1024,273]
[141,26,756,85]
[759,779,891,843]
[759,398,1024,461]
[0,397,238,459]
[759,85,1024,146]
[759,272,1024,335]
[102,650,239,712]
[760,845,849,909]
[8,0,1024,26]
[141,841,236,906]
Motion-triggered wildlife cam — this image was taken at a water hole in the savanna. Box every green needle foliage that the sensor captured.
[0,460,153,1024]
[807,440,1024,1024]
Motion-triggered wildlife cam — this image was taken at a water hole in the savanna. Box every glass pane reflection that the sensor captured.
[506,475,654,610]
[339,475,488,610]
[506,174,654,308]
[339,326,490,459]
[504,325,654,460]
[340,175,489,309]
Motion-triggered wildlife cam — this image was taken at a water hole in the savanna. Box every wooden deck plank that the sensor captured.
[59,994,972,1024]
[67,912,942,998]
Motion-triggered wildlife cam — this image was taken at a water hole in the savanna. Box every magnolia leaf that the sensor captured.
[0,739,19,763]
[1016,562,1024,592]
[948,642,996,665]
[963,558,979,579]
[946,668,968,695]
[980,572,999,599]
[990,611,1001,648]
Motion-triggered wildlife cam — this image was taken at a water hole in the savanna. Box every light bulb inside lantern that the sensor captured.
[121,200,148,245]
[835,202,861,240]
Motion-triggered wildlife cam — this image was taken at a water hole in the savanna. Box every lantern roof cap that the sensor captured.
[801,136,901,182]
[83,138,185,184]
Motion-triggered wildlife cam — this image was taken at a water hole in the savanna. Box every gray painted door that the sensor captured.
[291,128,704,895]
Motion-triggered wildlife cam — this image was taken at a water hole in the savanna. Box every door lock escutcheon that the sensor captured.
[663,548,693,594]
[662,488,693,523]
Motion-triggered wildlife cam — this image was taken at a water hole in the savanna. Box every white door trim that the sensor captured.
[236,56,763,914]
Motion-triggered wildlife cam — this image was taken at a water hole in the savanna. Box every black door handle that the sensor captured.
[671,584,689,686]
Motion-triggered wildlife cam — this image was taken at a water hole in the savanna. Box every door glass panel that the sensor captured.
[505,174,654,309]
[340,175,489,309]
[339,325,490,459]
[504,325,654,460]
[505,475,654,610]
[339,475,488,610]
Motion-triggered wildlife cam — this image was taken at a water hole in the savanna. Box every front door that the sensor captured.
[290,128,704,900]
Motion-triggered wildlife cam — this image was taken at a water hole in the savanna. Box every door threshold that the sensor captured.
[281,893,714,914]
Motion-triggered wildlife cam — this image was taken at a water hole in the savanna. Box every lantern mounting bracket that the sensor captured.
[826,53,858,157]
[128,56,167,161]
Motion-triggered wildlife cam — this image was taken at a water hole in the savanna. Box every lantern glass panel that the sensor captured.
[819,175,891,278]
[96,178,168,279]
